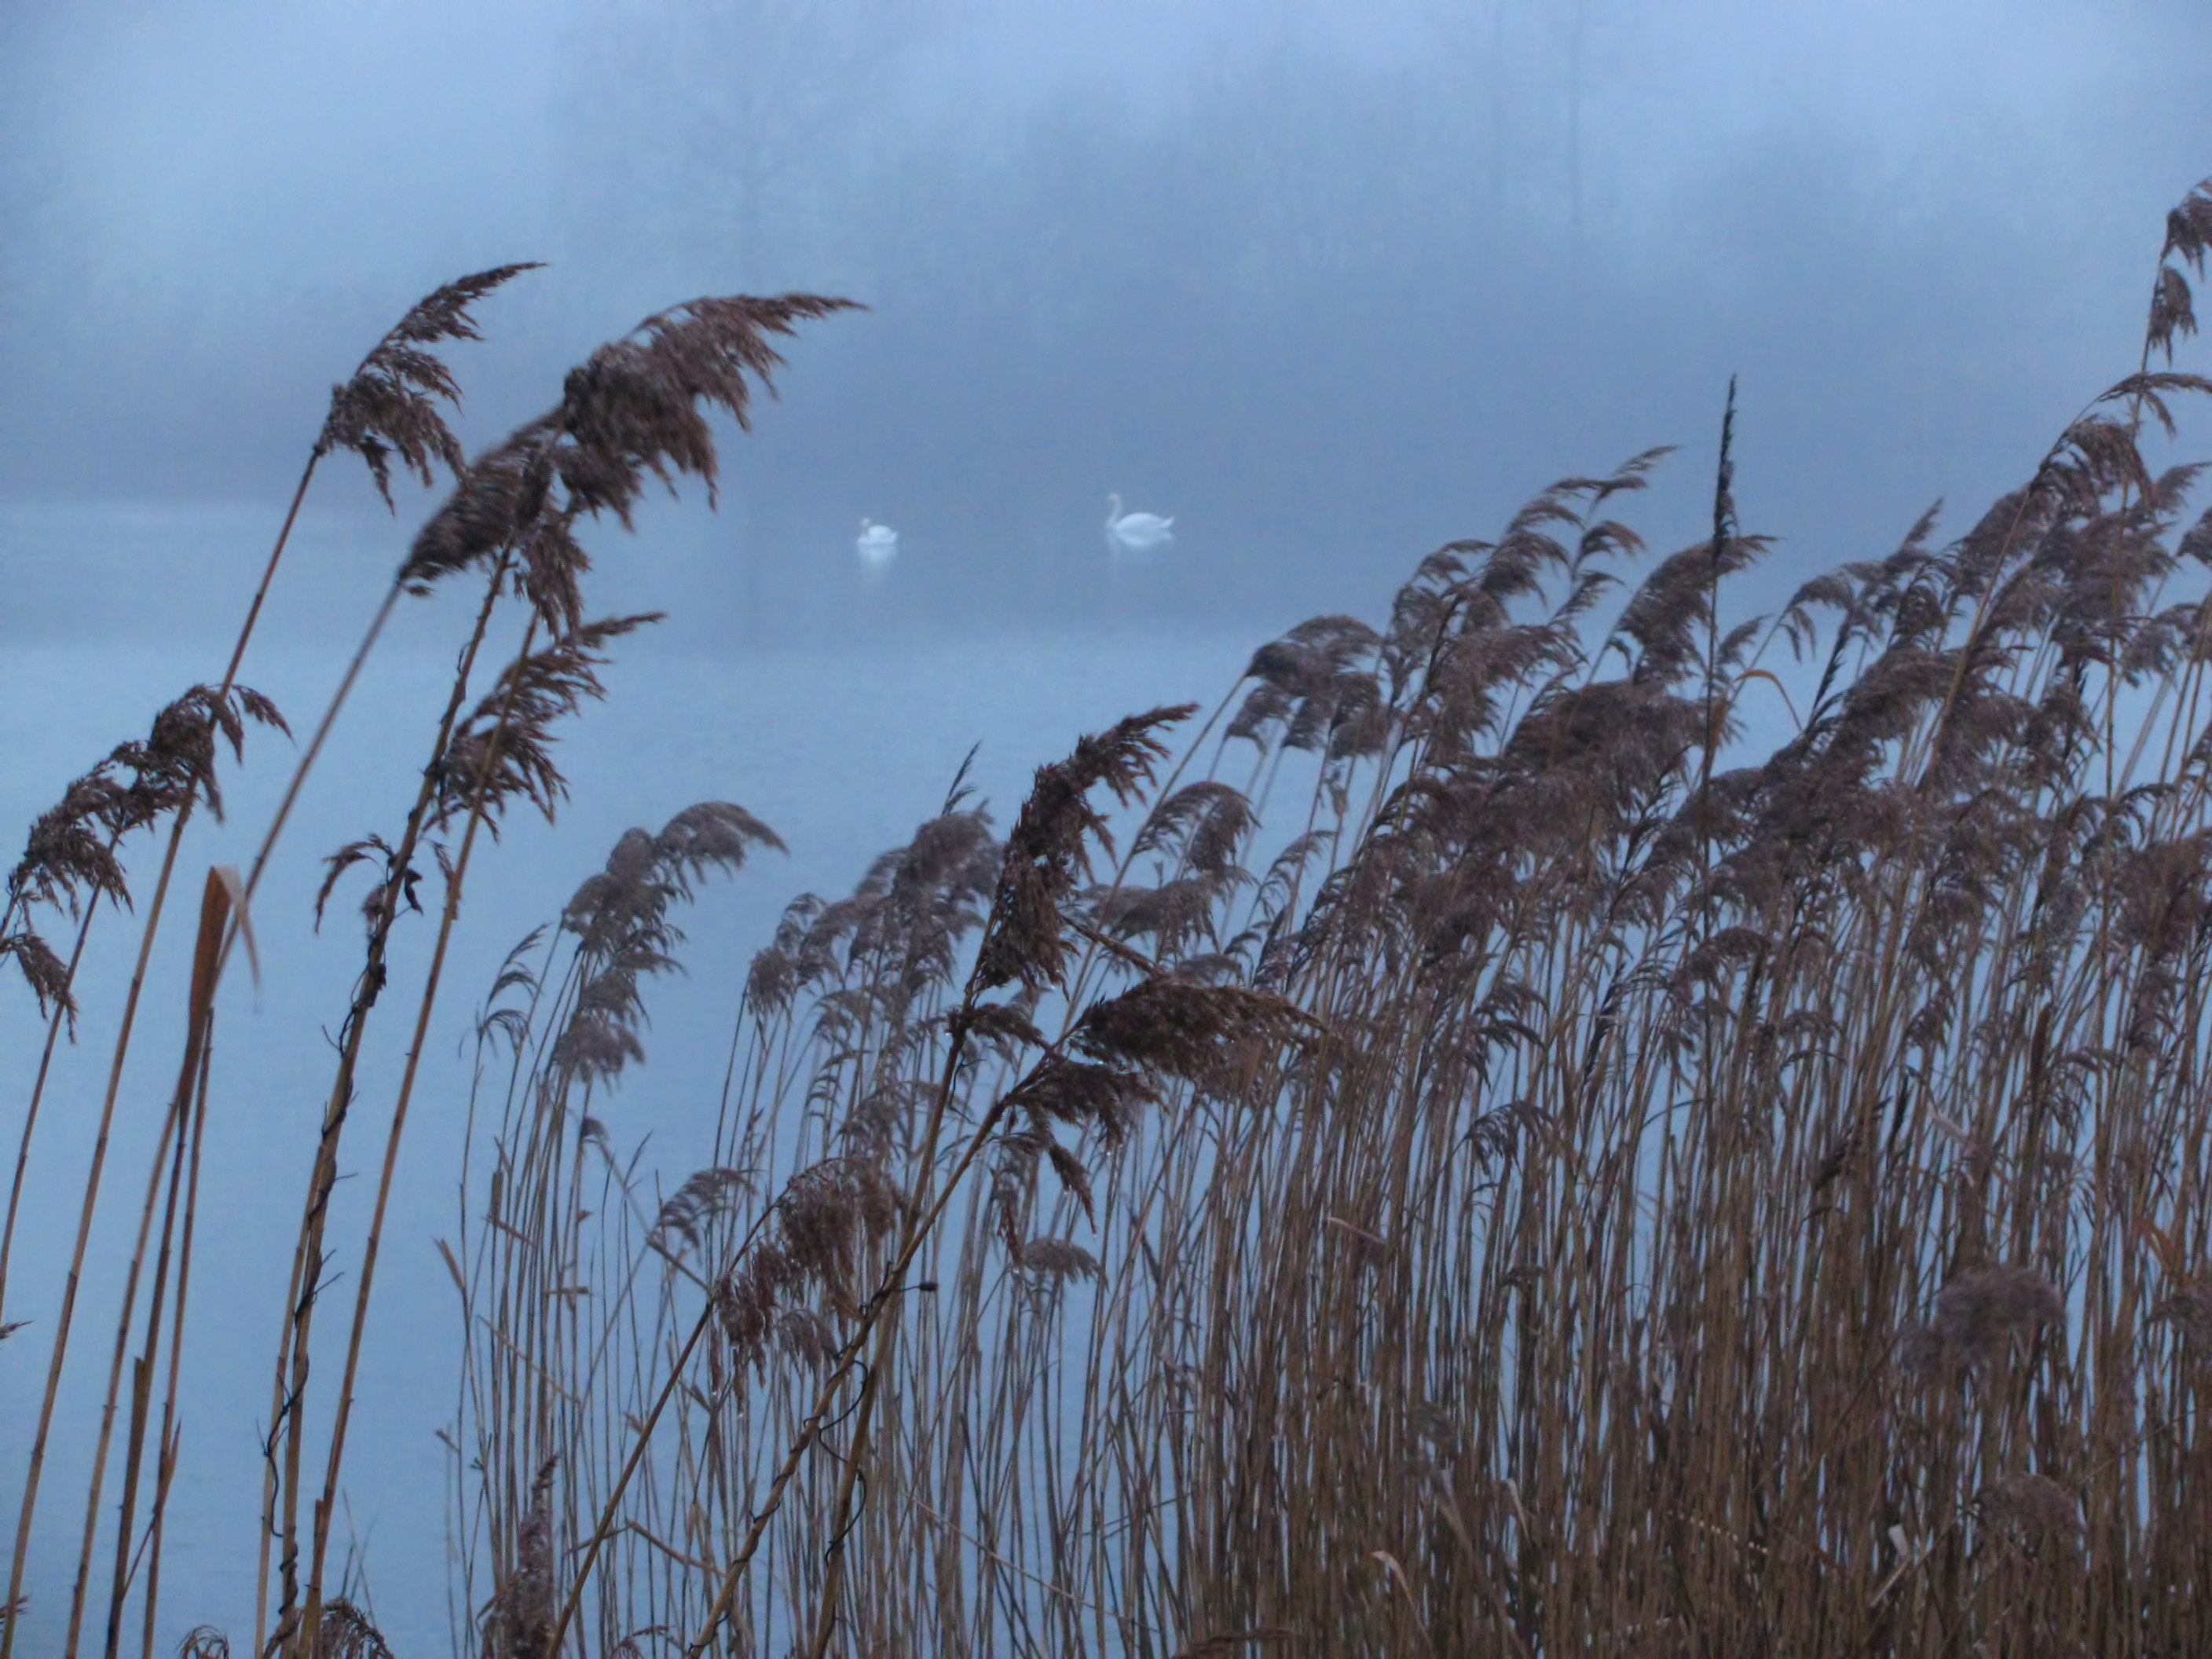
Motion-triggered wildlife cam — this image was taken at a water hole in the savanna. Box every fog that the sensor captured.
[4,2,2211,1650]
[6,1,2210,631]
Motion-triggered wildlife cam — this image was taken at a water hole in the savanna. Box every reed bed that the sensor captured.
[10,181,2212,1656]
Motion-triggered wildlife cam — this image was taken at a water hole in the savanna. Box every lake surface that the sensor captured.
[0,500,1276,1654]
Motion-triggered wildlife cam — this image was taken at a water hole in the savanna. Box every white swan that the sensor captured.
[856,518,899,567]
[1105,493,1174,552]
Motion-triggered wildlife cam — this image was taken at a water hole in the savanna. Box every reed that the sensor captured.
[433,177,2212,1656]
[255,292,855,1657]
[10,176,2212,1657]
[2,262,534,1659]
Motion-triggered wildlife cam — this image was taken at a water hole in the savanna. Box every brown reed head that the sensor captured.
[974,704,1196,995]
[3,683,284,1022]
[317,262,541,507]
[551,803,783,1086]
[402,292,858,633]
[714,1159,900,1369]
[481,1457,558,1659]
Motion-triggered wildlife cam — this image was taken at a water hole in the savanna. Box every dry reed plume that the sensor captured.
[4,263,537,1659]
[432,177,2212,1657]
[12,174,2212,1659]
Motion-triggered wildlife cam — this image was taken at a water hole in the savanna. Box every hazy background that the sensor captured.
[4,2,2212,1650]
[5,0,2211,630]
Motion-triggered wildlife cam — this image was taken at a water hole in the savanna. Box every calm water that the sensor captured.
[0,502,1269,1654]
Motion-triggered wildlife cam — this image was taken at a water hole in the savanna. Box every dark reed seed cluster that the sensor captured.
[14,183,2212,1657]
[1,687,286,1024]
[317,264,545,510]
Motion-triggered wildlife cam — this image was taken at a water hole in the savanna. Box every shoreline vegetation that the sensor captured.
[7,178,2212,1654]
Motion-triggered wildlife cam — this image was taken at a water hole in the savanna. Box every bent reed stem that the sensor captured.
[3,455,315,1659]
[301,603,543,1639]
[258,548,513,1657]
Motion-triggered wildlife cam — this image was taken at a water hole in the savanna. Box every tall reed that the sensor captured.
[15,167,2212,1659]
[3,264,536,1659]
[429,176,2212,1657]
[251,291,855,1657]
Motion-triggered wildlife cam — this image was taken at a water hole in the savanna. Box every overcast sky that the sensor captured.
[4,0,2211,629]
